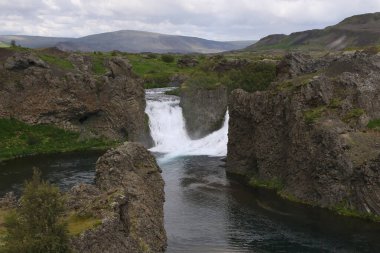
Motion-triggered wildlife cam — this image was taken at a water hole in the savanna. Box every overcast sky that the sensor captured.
[1,0,380,41]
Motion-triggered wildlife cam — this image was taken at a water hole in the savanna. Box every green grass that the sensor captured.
[0,42,9,48]
[367,119,380,131]
[0,118,117,162]
[332,201,380,222]
[91,55,107,75]
[304,106,327,124]
[342,108,365,123]
[66,213,102,236]
[165,88,181,96]
[39,54,74,70]
[125,53,199,88]
[249,176,284,191]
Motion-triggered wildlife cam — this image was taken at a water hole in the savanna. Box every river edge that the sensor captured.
[227,172,380,223]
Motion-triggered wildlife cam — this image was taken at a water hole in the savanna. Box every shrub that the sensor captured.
[367,119,380,131]
[161,54,175,63]
[304,106,327,125]
[2,169,69,253]
[342,108,365,123]
[224,62,276,92]
[183,71,220,90]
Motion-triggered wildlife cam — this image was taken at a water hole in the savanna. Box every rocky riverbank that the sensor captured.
[227,51,380,219]
[68,142,166,252]
[0,48,152,147]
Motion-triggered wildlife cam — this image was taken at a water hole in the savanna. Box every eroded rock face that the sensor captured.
[180,85,228,139]
[227,51,380,216]
[0,50,153,146]
[69,142,166,253]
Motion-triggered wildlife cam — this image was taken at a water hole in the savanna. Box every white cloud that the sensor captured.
[0,0,379,40]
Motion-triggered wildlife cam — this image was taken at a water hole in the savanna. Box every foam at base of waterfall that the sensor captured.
[145,89,228,160]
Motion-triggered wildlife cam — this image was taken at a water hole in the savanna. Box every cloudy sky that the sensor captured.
[1,0,380,41]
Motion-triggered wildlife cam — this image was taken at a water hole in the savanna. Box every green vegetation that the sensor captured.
[304,106,327,124]
[328,98,343,109]
[66,213,101,236]
[39,54,74,70]
[342,108,365,123]
[0,42,9,48]
[225,62,276,92]
[332,200,380,222]
[182,71,220,90]
[1,169,70,253]
[0,118,117,162]
[164,88,181,96]
[91,55,107,75]
[161,54,175,63]
[367,119,380,131]
[125,53,194,88]
[249,176,284,191]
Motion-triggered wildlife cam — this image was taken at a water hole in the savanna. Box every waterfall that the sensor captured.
[145,88,228,159]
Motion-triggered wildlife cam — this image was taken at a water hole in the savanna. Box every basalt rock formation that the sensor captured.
[69,142,166,253]
[227,51,380,218]
[0,48,153,147]
[180,85,228,139]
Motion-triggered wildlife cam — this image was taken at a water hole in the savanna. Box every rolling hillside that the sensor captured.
[247,12,380,51]
[0,31,255,54]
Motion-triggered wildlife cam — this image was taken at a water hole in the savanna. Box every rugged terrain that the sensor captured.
[248,12,380,51]
[69,142,166,253]
[0,48,153,147]
[227,50,380,219]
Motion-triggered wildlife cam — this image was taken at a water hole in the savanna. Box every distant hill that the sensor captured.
[0,31,255,54]
[0,35,72,49]
[55,30,255,53]
[246,12,380,51]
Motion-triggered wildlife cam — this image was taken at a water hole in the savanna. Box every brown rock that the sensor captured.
[69,142,166,253]
[227,52,380,217]
[0,51,153,147]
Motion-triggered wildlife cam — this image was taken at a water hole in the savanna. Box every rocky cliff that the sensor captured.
[180,85,228,139]
[69,142,166,253]
[0,48,152,146]
[227,51,380,218]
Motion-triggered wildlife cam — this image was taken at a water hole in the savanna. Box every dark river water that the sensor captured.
[1,153,380,252]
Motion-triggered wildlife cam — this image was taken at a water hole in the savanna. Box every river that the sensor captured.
[0,88,379,252]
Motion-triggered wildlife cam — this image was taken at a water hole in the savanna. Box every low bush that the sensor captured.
[161,54,175,63]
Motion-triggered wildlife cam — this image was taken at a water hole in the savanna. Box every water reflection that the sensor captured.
[0,151,102,196]
[1,153,380,252]
[161,155,380,253]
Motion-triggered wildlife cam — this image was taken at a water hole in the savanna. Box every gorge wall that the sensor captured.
[0,48,152,146]
[227,51,380,218]
[69,142,166,253]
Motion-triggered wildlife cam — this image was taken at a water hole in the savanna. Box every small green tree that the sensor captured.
[3,169,69,253]
[10,40,16,47]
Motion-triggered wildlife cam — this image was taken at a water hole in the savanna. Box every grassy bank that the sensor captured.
[0,118,118,162]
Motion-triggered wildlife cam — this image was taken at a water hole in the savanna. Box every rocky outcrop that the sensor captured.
[227,51,380,218]
[180,85,228,139]
[0,49,153,146]
[69,142,166,253]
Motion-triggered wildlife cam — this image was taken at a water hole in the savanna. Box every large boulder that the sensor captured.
[4,53,48,70]
[69,142,166,253]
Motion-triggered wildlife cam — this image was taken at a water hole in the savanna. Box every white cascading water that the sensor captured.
[145,88,228,160]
